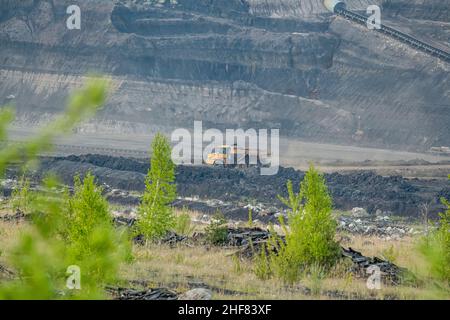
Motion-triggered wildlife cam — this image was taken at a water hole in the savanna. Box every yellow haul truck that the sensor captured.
[205,144,260,167]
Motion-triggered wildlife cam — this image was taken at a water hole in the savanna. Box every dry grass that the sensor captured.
[0,221,28,274]
[0,201,27,263]
[343,234,432,278]
[125,244,312,300]
[0,209,448,300]
[122,235,448,300]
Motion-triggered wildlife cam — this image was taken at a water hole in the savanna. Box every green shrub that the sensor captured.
[174,210,195,236]
[232,254,243,275]
[0,229,66,299]
[136,133,176,240]
[247,208,253,227]
[307,263,326,296]
[382,244,398,263]
[3,174,130,299]
[4,172,131,299]
[1,179,67,300]
[205,212,228,245]
[419,195,450,284]
[269,239,300,283]
[253,243,272,280]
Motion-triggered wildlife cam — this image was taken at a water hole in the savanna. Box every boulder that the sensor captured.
[179,288,213,300]
[351,207,369,218]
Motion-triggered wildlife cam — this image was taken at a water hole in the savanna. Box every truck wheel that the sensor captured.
[213,161,224,167]
[257,156,262,167]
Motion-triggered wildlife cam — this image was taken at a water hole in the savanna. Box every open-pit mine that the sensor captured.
[0,0,449,304]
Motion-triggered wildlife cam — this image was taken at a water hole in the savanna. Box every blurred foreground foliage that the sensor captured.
[0,79,132,299]
[0,79,105,176]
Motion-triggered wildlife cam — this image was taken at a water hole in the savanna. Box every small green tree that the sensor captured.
[271,164,340,283]
[419,185,450,284]
[205,211,228,245]
[63,173,131,289]
[1,174,132,299]
[174,209,195,236]
[11,175,33,213]
[136,133,176,240]
[247,208,253,227]
[0,177,72,299]
[254,243,272,280]
[65,173,111,248]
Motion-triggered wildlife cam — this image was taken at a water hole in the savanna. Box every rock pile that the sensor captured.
[113,216,135,227]
[133,231,188,246]
[107,286,178,300]
[107,286,214,301]
[160,231,188,246]
[0,264,15,279]
[342,247,407,285]
[225,228,408,285]
[0,210,28,222]
[225,227,271,247]
[351,207,369,218]
[178,288,213,300]
[337,216,416,239]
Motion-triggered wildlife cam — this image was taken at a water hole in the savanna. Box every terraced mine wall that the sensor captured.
[0,0,449,151]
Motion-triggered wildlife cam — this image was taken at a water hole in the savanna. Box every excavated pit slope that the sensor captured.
[0,0,449,153]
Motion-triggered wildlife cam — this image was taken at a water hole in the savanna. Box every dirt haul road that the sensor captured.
[7,127,448,167]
